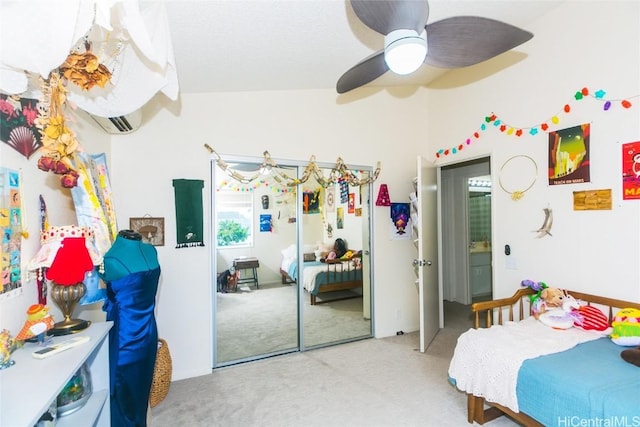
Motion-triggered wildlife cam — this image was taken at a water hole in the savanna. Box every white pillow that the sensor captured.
[281,244,296,260]
[303,244,317,254]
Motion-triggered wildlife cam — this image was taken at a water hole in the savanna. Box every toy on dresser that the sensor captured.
[0,329,16,369]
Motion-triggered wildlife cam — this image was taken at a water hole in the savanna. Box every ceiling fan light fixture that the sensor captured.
[384,29,427,75]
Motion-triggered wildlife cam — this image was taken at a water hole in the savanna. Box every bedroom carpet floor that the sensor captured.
[150,301,519,427]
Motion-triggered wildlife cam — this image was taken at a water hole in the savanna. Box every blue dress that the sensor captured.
[103,267,161,427]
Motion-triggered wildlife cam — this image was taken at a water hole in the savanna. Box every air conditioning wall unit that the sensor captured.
[90,109,143,134]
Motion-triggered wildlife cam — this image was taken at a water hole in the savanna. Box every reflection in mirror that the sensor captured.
[213,157,373,366]
[214,160,298,365]
[301,168,372,347]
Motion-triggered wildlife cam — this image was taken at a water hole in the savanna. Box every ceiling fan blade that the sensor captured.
[351,0,429,35]
[424,16,534,68]
[337,50,388,94]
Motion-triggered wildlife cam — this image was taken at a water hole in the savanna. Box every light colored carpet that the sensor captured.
[217,283,371,363]
[150,301,519,426]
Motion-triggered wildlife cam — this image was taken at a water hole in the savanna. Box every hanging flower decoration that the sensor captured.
[60,51,112,91]
[434,87,638,160]
[35,72,80,188]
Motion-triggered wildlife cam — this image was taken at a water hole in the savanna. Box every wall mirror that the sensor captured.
[212,156,373,367]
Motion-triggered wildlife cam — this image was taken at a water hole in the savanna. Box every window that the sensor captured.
[215,192,253,248]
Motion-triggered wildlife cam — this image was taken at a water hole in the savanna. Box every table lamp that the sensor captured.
[28,225,103,336]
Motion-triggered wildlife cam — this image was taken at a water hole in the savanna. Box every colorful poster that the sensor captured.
[348,193,355,214]
[303,189,320,214]
[336,207,344,229]
[259,214,272,232]
[548,123,591,185]
[325,186,335,213]
[622,141,640,200]
[390,203,410,238]
[339,180,349,203]
[0,167,22,299]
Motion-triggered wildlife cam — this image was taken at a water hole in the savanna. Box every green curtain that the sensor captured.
[172,179,205,248]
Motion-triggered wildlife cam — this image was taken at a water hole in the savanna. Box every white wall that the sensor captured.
[110,88,426,380]
[0,110,110,334]
[426,1,640,301]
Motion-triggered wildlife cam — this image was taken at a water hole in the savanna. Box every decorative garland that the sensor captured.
[434,87,638,160]
[216,179,294,193]
[205,144,380,188]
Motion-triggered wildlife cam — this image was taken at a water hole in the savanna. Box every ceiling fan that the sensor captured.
[337,0,534,94]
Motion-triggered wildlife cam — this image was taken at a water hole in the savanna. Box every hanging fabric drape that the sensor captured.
[172,179,205,248]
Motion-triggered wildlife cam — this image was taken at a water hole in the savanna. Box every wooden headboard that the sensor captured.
[471,288,640,329]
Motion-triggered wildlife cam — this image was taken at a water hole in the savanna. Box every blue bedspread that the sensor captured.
[517,338,640,426]
[288,260,362,295]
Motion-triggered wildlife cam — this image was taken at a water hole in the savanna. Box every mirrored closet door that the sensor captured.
[300,168,372,348]
[212,155,373,367]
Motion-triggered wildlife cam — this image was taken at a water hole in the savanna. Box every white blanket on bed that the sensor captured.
[448,317,604,412]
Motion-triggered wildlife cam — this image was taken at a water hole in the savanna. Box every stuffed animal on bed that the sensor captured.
[537,292,580,329]
[521,280,565,318]
[611,308,640,367]
[610,308,640,346]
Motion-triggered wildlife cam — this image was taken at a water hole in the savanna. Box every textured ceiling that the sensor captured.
[164,0,564,94]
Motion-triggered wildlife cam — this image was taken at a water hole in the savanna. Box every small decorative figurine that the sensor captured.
[0,329,16,369]
[16,304,55,345]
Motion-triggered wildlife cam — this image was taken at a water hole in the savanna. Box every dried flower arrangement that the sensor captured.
[60,51,112,91]
[35,48,113,188]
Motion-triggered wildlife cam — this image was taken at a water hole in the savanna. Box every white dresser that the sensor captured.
[0,321,112,426]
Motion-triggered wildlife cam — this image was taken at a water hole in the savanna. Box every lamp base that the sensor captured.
[49,319,91,336]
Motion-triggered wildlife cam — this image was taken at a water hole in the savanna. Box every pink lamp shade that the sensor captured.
[46,237,94,285]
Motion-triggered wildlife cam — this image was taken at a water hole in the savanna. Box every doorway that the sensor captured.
[440,157,492,315]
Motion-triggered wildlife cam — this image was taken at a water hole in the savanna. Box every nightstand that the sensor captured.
[233,257,260,288]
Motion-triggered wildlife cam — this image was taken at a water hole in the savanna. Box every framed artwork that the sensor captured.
[129,217,165,246]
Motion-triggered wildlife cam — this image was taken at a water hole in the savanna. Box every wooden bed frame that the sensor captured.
[467,287,640,426]
[280,257,363,305]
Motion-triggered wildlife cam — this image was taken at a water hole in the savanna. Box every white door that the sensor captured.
[416,156,439,352]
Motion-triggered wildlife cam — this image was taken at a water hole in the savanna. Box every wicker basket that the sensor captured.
[150,338,172,408]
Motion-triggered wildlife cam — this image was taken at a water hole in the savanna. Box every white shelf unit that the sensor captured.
[0,321,112,427]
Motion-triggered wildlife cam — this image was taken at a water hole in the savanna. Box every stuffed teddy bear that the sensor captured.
[521,280,564,318]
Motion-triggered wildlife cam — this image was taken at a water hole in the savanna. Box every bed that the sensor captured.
[279,244,363,305]
[448,287,640,426]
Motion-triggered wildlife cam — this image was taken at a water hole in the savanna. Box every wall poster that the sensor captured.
[622,141,640,200]
[0,167,23,300]
[548,123,591,185]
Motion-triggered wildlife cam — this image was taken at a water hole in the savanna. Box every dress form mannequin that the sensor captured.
[101,230,159,283]
[100,229,161,427]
